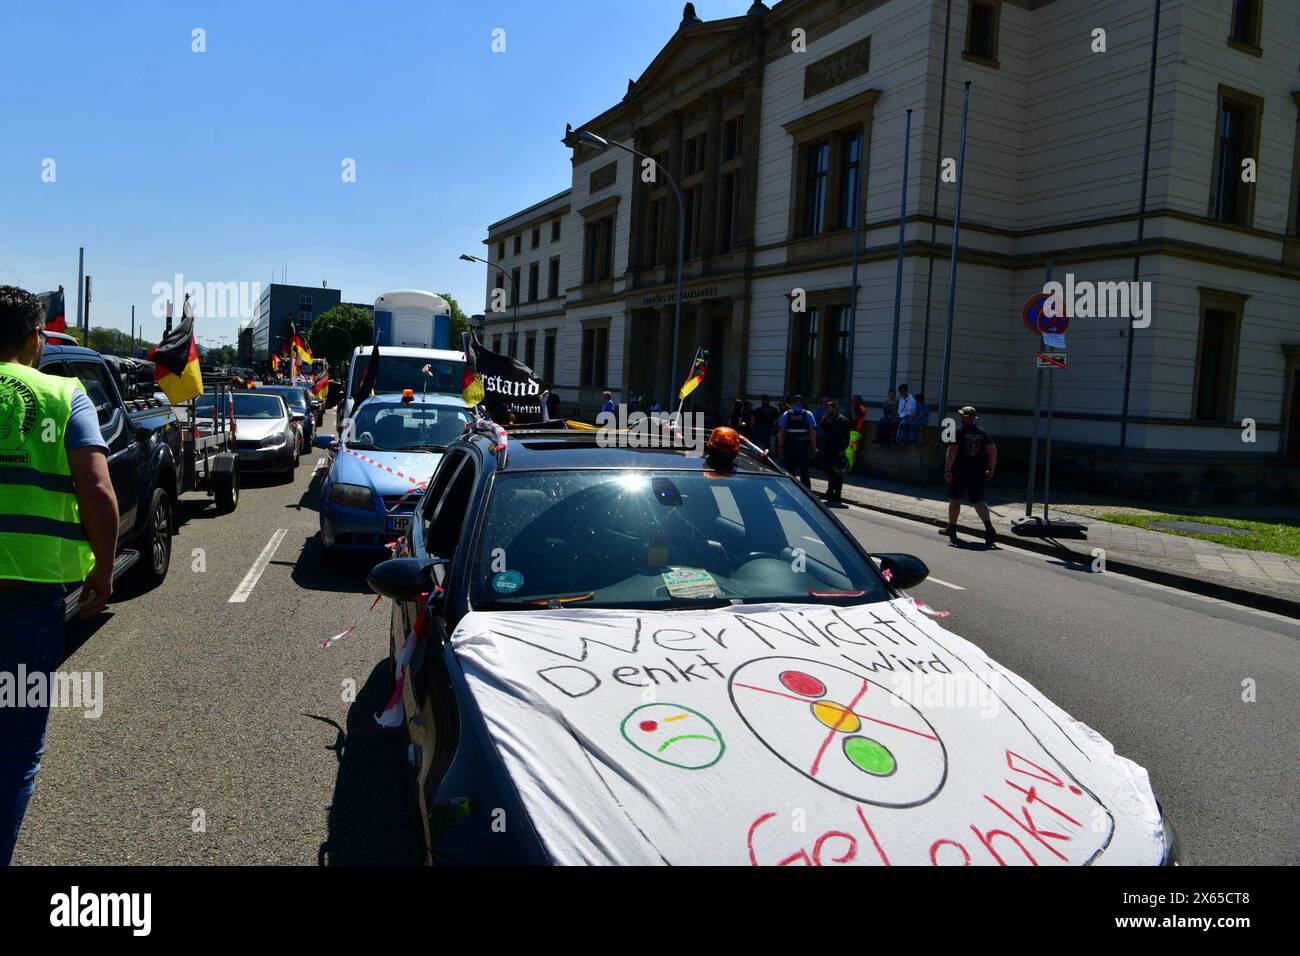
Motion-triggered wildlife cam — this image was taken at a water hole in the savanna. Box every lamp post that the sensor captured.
[460,253,519,351]
[568,124,686,408]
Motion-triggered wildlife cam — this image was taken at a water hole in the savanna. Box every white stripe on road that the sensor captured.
[926,576,965,590]
[313,457,327,473]
[228,529,288,604]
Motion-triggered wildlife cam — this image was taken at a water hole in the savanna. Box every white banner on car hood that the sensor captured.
[450,599,1164,865]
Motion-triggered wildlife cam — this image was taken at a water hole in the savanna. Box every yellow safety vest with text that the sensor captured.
[0,361,96,583]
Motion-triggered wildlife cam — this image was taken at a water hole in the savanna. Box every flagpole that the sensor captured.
[888,109,912,398]
[936,81,972,434]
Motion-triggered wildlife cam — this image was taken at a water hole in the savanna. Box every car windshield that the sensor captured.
[357,356,464,396]
[348,403,473,451]
[207,393,285,419]
[258,387,308,411]
[469,470,888,609]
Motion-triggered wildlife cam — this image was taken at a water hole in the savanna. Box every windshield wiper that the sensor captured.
[395,443,445,451]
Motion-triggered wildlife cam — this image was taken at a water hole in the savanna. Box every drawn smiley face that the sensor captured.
[620,703,725,770]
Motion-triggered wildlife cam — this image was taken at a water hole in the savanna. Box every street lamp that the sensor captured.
[567,124,686,411]
[460,253,519,351]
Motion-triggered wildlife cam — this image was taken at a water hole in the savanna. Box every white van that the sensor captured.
[339,345,466,430]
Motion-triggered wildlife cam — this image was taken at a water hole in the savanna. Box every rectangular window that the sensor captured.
[684,134,706,176]
[1230,0,1261,48]
[841,132,864,229]
[528,262,539,302]
[718,173,736,253]
[511,267,521,306]
[683,186,700,257]
[492,334,502,353]
[584,216,614,283]
[793,307,820,396]
[513,235,521,255]
[580,326,609,387]
[525,333,537,371]
[804,142,831,236]
[551,219,562,242]
[965,1,999,63]
[827,306,852,399]
[647,197,665,266]
[1211,91,1260,226]
[543,330,557,385]
[548,258,560,299]
[497,241,505,260]
[1194,301,1242,420]
[531,227,540,249]
[722,116,743,161]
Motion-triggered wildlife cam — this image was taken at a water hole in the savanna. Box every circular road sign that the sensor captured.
[1023,292,1069,335]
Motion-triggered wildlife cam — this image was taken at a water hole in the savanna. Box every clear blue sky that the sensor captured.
[0,0,755,346]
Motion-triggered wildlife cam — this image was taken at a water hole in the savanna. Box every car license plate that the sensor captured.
[385,515,411,533]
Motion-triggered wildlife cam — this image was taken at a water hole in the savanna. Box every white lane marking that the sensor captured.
[228,529,288,604]
[313,457,327,473]
[926,576,965,590]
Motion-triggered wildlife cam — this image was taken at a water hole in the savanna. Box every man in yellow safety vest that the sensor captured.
[0,286,119,865]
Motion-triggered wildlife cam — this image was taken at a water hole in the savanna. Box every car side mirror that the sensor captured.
[872,553,929,591]
[368,557,449,603]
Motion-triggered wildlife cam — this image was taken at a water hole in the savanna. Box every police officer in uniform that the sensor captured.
[777,394,818,488]
[0,286,118,865]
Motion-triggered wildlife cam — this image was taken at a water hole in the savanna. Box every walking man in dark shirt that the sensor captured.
[820,399,852,506]
[940,405,998,545]
[777,395,818,488]
[750,395,779,455]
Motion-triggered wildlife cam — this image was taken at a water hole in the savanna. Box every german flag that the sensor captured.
[292,334,313,364]
[38,287,67,335]
[677,347,707,401]
[461,333,484,407]
[311,371,329,400]
[147,311,202,404]
[270,353,281,374]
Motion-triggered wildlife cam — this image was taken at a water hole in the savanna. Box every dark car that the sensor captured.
[367,425,1180,866]
[255,384,315,451]
[36,340,185,610]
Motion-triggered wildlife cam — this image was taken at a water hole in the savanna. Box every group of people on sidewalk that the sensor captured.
[590,384,998,541]
[721,391,1000,543]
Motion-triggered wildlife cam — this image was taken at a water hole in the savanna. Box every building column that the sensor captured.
[657,308,675,406]
[666,112,685,279]
[735,65,764,250]
[628,123,651,274]
[699,92,723,259]
[725,298,745,402]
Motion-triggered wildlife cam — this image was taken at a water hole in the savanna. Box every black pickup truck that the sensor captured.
[36,339,238,620]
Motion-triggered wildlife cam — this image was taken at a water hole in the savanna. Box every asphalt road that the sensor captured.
[15,423,1299,865]
[17,417,420,865]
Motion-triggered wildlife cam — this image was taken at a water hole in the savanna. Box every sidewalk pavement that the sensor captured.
[808,471,1300,619]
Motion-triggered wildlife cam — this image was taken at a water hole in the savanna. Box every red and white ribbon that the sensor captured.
[376,594,436,727]
[322,593,382,648]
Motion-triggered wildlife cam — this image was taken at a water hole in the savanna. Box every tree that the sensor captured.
[438,292,471,345]
[86,326,156,356]
[309,304,374,370]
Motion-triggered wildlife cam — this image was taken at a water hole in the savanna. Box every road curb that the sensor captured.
[840,496,1300,622]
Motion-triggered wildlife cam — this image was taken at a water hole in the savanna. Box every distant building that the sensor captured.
[236,321,253,366]
[250,284,343,364]
[481,0,1300,502]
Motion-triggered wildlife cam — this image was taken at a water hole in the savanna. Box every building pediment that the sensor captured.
[627,5,766,103]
